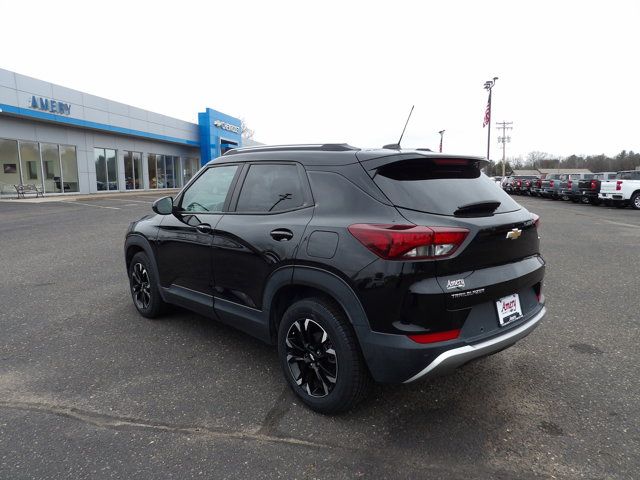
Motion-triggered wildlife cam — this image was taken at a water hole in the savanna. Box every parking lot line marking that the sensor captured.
[105,198,154,204]
[60,201,120,210]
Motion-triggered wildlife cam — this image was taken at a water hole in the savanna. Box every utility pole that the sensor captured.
[496,121,513,177]
[438,130,445,153]
[483,77,498,160]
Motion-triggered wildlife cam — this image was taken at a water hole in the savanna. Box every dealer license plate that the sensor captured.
[496,293,523,326]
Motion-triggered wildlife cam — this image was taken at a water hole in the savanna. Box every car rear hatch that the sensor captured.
[357,153,539,274]
[357,152,544,336]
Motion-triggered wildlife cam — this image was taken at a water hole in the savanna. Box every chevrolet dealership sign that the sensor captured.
[29,95,71,115]
[213,119,240,134]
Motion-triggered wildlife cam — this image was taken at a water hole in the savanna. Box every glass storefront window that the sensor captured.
[147,154,200,190]
[182,158,200,185]
[41,143,61,193]
[132,152,142,189]
[148,154,158,188]
[20,141,41,187]
[0,138,20,196]
[95,148,107,190]
[106,149,117,190]
[124,151,142,190]
[0,139,79,196]
[156,155,166,189]
[165,156,175,188]
[95,147,118,191]
[60,145,79,193]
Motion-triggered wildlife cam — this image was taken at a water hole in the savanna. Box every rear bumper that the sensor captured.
[599,193,625,200]
[403,306,545,383]
[355,302,546,384]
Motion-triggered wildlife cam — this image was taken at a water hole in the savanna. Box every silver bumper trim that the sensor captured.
[403,306,546,383]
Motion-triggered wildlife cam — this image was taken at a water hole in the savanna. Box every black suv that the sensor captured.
[124,144,546,413]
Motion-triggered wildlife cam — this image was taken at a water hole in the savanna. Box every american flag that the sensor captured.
[482,95,491,128]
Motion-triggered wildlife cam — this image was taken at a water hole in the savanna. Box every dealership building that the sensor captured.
[0,67,258,197]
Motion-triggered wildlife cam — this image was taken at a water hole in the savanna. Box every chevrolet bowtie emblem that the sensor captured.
[506,228,522,240]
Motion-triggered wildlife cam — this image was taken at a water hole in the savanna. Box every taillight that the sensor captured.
[517,180,522,187]
[408,329,461,344]
[534,282,543,303]
[590,179,597,190]
[567,180,572,189]
[347,224,469,260]
[549,180,555,187]
[616,180,623,191]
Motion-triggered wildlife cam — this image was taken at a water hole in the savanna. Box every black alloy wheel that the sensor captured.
[128,252,166,318]
[285,318,338,397]
[278,298,370,414]
[131,262,151,310]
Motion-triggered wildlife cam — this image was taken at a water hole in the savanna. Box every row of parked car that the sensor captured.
[498,170,640,209]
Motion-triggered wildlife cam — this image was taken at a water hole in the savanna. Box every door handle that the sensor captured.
[270,228,294,241]
[196,223,213,234]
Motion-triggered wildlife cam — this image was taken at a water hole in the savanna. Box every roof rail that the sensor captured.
[223,143,359,156]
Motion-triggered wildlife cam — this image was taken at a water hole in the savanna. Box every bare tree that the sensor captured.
[241,119,255,140]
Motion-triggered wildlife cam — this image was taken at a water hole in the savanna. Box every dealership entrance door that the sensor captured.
[220,141,238,155]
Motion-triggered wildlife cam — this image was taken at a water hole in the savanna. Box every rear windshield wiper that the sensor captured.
[454,201,501,217]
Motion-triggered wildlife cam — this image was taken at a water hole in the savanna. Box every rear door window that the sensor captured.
[235,163,307,213]
[371,159,520,216]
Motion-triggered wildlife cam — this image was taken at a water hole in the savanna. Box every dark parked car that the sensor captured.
[529,176,545,197]
[124,144,546,413]
[512,176,539,195]
[540,173,564,199]
[578,172,617,205]
[559,173,595,202]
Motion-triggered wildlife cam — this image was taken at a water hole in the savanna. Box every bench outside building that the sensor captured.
[14,184,44,199]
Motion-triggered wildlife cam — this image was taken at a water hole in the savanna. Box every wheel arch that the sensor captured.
[124,234,166,301]
[263,266,371,345]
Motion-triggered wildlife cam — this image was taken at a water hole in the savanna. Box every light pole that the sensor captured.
[438,129,445,153]
[483,77,498,160]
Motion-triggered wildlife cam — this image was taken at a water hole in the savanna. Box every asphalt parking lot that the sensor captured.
[0,193,638,479]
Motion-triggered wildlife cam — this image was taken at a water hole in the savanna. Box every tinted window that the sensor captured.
[372,159,520,216]
[616,171,640,180]
[236,164,305,213]
[180,165,238,212]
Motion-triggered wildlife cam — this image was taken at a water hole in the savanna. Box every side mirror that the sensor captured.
[152,196,174,215]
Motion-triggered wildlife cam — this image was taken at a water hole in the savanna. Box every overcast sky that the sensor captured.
[1,0,638,159]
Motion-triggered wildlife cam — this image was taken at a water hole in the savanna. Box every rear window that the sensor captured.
[372,159,521,216]
[617,171,640,180]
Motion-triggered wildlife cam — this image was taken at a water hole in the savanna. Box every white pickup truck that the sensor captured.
[599,170,640,209]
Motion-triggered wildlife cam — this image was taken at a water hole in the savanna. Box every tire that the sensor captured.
[277,297,371,414]
[128,252,167,318]
[631,192,640,210]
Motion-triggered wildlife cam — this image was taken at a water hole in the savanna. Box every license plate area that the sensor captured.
[496,293,523,326]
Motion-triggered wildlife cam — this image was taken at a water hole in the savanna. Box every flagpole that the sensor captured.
[438,130,445,153]
[483,77,498,160]
[486,88,492,160]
